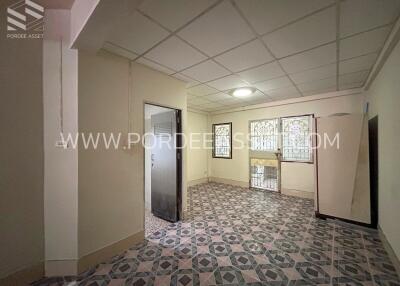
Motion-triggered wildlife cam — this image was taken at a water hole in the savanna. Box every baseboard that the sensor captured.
[378,226,400,277]
[187,177,208,187]
[45,260,78,277]
[0,262,44,286]
[282,188,314,199]
[208,177,248,188]
[77,230,144,274]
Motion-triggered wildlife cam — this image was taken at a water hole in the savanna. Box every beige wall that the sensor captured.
[78,50,187,257]
[187,111,209,183]
[0,0,44,278]
[209,93,365,193]
[365,40,400,259]
[43,10,79,276]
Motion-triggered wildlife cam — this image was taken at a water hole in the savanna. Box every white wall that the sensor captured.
[365,39,400,259]
[209,93,365,194]
[43,10,79,276]
[78,50,187,257]
[187,111,209,183]
[0,0,44,279]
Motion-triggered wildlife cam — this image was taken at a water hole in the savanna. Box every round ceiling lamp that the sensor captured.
[232,87,254,97]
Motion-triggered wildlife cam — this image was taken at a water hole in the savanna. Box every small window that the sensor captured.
[213,123,232,159]
[281,115,312,162]
[250,119,279,151]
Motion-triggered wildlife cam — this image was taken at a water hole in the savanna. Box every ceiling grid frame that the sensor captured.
[101,0,400,112]
[229,0,304,97]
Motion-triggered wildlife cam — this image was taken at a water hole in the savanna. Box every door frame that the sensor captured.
[248,118,281,192]
[143,102,183,225]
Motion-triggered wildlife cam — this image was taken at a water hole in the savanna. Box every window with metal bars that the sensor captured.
[250,119,279,151]
[250,161,278,191]
[281,115,312,162]
[213,122,232,159]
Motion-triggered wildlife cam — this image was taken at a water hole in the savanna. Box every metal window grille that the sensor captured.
[213,123,231,158]
[281,116,312,161]
[250,162,278,191]
[250,119,279,151]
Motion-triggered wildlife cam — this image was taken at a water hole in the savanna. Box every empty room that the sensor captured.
[1,0,400,285]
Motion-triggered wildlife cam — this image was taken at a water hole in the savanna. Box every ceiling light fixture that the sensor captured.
[232,87,254,97]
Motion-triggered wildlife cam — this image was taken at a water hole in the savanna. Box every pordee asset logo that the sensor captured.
[6,0,44,39]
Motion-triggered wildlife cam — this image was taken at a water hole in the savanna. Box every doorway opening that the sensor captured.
[249,119,281,192]
[250,158,279,191]
[368,115,379,228]
[144,103,182,238]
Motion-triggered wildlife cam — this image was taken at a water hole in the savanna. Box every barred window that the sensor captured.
[281,116,312,162]
[213,123,232,159]
[250,119,279,151]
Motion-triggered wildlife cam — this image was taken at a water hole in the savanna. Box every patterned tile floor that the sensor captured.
[33,183,400,285]
[145,209,170,238]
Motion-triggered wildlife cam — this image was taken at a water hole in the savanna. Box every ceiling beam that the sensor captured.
[70,0,144,51]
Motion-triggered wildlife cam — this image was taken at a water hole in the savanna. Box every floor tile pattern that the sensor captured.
[145,209,170,238]
[33,183,400,285]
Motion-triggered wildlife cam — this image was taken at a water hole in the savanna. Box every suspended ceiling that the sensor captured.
[101,0,400,112]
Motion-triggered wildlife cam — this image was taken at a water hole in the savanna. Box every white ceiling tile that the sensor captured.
[254,76,293,92]
[225,102,247,108]
[339,53,378,74]
[340,0,400,37]
[203,92,233,102]
[107,12,169,54]
[289,63,336,84]
[302,87,336,96]
[102,42,138,60]
[187,94,197,101]
[241,90,270,102]
[187,84,219,96]
[244,97,271,105]
[178,1,255,56]
[207,75,249,91]
[182,60,231,82]
[214,39,274,72]
[297,76,337,93]
[206,108,219,111]
[266,86,301,99]
[279,43,336,74]
[234,0,334,35]
[263,7,336,58]
[340,26,391,60]
[139,0,217,31]
[188,104,207,111]
[218,97,243,105]
[172,73,200,87]
[217,105,236,111]
[238,61,285,83]
[188,96,211,105]
[339,70,369,85]
[144,36,207,71]
[199,101,225,108]
[339,82,364,90]
[136,57,175,75]
[269,93,299,101]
